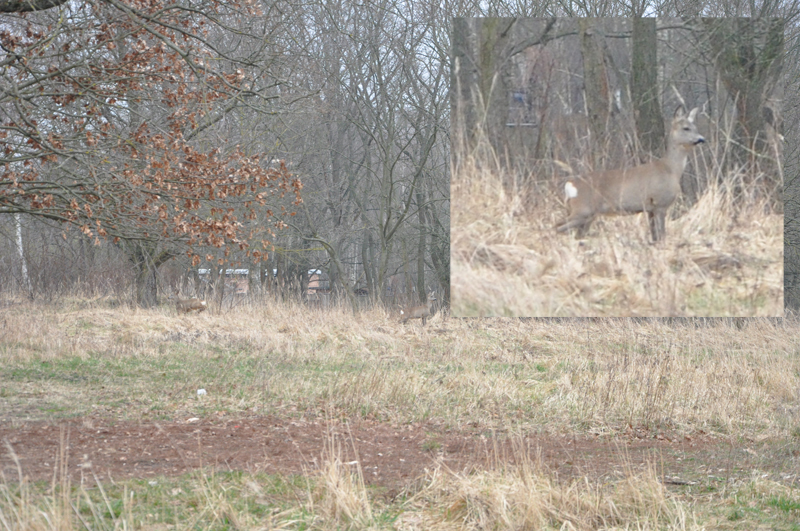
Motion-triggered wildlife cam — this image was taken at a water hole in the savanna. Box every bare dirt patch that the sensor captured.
[4,416,795,491]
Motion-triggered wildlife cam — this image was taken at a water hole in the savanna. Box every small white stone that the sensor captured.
[197,388,207,396]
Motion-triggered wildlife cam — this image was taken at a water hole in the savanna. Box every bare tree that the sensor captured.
[1,1,303,305]
[265,0,450,310]
[702,18,784,176]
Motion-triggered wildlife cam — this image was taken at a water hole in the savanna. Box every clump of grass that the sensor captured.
[306,428,374,528]
[1,434,75,530]
[451,152,783,317]
[401,452,699,530]
[694,474,800,528]
[0,431,696,530]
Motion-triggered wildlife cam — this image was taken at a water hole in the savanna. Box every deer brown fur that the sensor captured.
[555,106,705,242]
[400,291,436,326]
[168,293,207,313]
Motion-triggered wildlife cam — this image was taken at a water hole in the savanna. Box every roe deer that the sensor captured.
[168,293,207,313]
[555,106,705,242]
[400,291,437,326]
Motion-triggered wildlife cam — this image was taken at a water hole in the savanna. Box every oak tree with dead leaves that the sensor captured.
[1,0,303,305]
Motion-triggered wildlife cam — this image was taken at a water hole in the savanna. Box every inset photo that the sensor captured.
[451,18,784,317]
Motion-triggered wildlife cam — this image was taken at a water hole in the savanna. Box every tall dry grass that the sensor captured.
[1,298,797,438]
[400,458,698,530]
[1,429,713,530]
[451,128,783,317]
[1,298,798,528]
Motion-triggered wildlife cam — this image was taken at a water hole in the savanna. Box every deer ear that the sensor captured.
[673,105,687,119]
[688,107,699,122]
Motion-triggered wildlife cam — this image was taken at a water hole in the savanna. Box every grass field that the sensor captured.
[1,297,799,529]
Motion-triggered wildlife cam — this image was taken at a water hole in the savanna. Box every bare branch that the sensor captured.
[0,0,68,12]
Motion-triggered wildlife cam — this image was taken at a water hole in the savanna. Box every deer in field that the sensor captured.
[555,106,705,242]
[400,291,437,326]
[168,292,207,313]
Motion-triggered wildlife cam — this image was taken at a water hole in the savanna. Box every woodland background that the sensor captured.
[1,0,799,312]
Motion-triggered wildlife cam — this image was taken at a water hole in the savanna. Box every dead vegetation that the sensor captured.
[0,299,797,437]
[0,299,798,528]
[451,153,783,317]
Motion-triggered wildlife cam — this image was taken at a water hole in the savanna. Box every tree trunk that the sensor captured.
[361,232,375,301]
[429,215,450,308]
[631,17,664,157]
[579,19,611,166]
[415,190,427,303]
[452,17,476,153]
[14,213,33,300]
[126,242,172,308]
[703,18,784,176]
[477,18,514,167]
[309,235,357,314]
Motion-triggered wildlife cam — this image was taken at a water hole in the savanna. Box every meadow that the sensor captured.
[1,297,798,529]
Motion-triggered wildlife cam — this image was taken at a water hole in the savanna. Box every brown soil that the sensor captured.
[2,416,796,492]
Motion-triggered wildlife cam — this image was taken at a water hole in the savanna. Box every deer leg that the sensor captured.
[556,216,586,233]
[648,210,666,242]
[574,220,592,239]
[556,215,594,238]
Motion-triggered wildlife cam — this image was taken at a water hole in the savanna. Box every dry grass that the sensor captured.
[1,298,798,438]
[399,459,697,530]
[307,429,374,528]
[0,436,706,531]
[451,156,783,317]
[1,298,799,528]
[1,433,83,530]
[5,453,795,529]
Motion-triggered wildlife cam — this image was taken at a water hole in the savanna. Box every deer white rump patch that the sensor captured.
[565,181,578,199]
